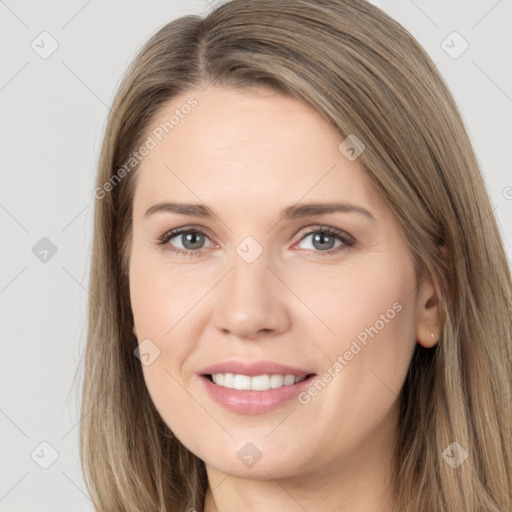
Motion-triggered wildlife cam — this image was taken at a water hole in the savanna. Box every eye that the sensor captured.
[158,228,214,257]
[294,226,355,256]
[157,225,355,257]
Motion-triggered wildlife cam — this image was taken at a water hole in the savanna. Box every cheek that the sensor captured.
[129,257,208,438]
[321,255,418,386]
[130,268,199,380]
[129,251,203,342]
[295,255,418,449]
[288,249,417,359]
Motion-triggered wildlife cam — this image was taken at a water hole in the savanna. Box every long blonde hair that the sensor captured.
[80,1,512,510]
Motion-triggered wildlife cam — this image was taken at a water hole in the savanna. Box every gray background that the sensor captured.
[0,1,511,510]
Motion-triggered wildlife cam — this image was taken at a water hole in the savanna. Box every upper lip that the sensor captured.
[199,360,315,377]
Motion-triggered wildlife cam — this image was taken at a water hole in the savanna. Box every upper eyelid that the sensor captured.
[162,225,216,243]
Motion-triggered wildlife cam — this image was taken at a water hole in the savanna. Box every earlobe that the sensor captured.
[419,329,438,348]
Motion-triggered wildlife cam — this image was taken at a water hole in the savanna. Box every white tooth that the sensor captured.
[233,374,252,390]
[251,375,270,391]
[224,373,234,388]
[212,373,306,390]
[270,375,285,388]
[283,374,296,386]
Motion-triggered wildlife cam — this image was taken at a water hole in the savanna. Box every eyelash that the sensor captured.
[156,225,356,258]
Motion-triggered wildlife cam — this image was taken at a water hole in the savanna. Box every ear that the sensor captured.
[416,244,448,347]
[415,273,442,348]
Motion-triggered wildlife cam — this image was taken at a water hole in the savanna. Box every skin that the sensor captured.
[129,85,442,512]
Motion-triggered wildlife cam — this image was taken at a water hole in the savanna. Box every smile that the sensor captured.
[207,373,310,391]
[200,373,317,415]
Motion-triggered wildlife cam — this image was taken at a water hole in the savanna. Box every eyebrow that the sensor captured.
[144,201,376,222]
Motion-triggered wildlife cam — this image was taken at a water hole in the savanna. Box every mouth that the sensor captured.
[199,371,318,415]
[202,373,317,391]
[197,360,317,414]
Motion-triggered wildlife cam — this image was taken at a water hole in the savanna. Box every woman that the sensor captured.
[80,0,512,510]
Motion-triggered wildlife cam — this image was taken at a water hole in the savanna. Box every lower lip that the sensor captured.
[199,374,317,415]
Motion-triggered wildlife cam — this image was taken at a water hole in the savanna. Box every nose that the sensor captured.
[211,248,291,340]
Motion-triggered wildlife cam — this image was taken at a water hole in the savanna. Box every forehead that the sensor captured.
[133,86,386,220]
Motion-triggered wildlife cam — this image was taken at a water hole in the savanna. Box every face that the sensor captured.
[129,85,439,483]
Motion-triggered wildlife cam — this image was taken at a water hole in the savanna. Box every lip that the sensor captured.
[199,360,314,378]
[199,373,317,415]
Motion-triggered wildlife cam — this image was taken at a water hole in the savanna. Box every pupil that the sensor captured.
[313,233,334,250]
[183,232,203,250]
